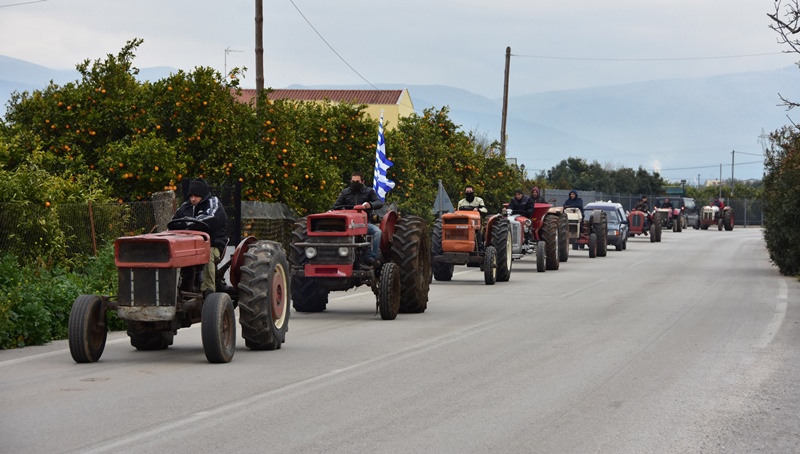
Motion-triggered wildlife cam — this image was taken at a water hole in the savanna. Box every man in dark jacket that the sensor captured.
[333,171,384,264]
[634,196,649,212]
[172,178,228,296]
[563,190,584,216]
[508,188,534,219]
[660,198,674,209]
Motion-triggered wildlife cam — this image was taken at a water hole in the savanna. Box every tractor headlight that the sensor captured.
[305,247,317,259]
[524,219,532,229]
[338,247,349,257]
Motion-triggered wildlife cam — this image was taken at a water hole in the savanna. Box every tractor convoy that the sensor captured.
[68,185,734,364]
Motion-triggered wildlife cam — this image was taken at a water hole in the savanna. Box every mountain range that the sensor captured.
[2,55,798,182]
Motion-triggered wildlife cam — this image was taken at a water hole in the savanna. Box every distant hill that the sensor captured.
[2,55,798,181]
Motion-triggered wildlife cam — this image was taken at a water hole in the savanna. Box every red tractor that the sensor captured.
[627,209,662,242]
[506,204,568,272]
[698,205,734,231]
[431,208,512,284]
[68,217,290,364]
[289,207,430,320]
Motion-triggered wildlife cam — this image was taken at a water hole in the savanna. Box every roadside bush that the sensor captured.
[0,243,121,349]
[762,125,800,276]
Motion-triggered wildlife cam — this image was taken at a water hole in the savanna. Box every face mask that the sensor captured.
[465,193,475,202]
[350,181,363,192]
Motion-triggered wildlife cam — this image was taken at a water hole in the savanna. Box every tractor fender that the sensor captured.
[229,236,259,290]
[379,210,398,256]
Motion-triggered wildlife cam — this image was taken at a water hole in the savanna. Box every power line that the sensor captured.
[659,160,762,172]
[289,0,377,90]
[512,52,784,62]
[0,0,47,7]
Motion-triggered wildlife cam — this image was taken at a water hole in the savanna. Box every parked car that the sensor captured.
[584,202,629,251]
[654,196,698,230]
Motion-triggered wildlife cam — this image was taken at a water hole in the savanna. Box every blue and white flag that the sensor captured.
[373,113,395,201]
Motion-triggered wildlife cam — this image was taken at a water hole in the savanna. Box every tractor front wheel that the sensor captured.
[378,262,401,320]
[558,212,569,262]
[542,214,560,270]
[589,233,597,258]
[492,217,512,282]
[238,240,290,351]
[202,292,236,363]
[484,246,497,285]
[68,295,108,363]
[536,241,546,272]
[431,218,454,281]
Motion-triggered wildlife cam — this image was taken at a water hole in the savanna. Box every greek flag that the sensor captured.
[373,113,395,201]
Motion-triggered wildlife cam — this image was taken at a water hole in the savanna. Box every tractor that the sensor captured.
[431,207,512,284]
[506,203,568,272]
[68,217,290,364]
[698,205,734,231]
[565,208,608,258]
[289,206,430,320]
[627,209,662,242]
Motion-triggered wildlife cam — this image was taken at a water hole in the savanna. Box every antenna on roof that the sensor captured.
[224,47,243,79]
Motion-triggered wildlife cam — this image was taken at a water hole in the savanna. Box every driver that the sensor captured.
[508,188,534,219]
[172,178,229,296]
[660,198,674,209]
[333,171,383,265]
[457,185,488,214]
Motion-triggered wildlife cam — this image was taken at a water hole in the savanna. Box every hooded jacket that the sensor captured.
[530,187,546,204]
[563,190,584,215]
[173,191,229,253]
[508,194,534,218]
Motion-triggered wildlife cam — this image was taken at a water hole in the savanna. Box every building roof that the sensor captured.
[234,89,405,106]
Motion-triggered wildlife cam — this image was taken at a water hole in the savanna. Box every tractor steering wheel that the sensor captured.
[167,217,211,233]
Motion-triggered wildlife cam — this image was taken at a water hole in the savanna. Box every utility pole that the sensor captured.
[731,150,735,198]
[697,173,701,189]
[255,0,264,110]
[719,164,723,199]
[500,46,510,157]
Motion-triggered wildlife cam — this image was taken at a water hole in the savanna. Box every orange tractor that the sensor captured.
[431,208,512,284]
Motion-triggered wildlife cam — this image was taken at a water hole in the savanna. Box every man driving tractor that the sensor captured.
[457,185,488,214]
[332,171,384,266]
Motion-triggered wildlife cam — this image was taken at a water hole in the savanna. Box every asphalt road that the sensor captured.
[1,227,798,454]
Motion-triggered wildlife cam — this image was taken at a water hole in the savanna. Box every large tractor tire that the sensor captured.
[655,221,663,242]
[290,218,329,312]
[393,216,431,314]
[126,322,174,351]
[201,292,236,363]
[694,218,700,230]
[483,246,497,285]
[431,218,454,281]
[542,214,560,270]
[68,295,108,363]
[588,233,598,258]
[238,240,289,351]
[723,210,734,231]
[595,219,608,257]
[718,218,723,231]
[558,212,569,262]
[378,262,401,320]
[491,217,512,282]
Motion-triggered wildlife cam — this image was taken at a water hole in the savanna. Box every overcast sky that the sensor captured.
[1,0,795,98]
[1,0,797,182]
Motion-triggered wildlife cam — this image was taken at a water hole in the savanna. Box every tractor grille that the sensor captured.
[308,237,358,264]
[444,218,469,225]
[445,229,469,241]
[118,241,170,263]
[311,218,346,232]
[118,267,178,307]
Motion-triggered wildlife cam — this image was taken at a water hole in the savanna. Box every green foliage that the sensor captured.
[545,157,666,193]
[0,243,121,348]
[762,126,800,276]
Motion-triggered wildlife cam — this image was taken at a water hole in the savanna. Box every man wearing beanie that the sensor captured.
[172,178,229,296]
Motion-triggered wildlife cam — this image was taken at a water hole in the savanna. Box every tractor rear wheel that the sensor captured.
[492,217,512,281]
[202,292,236,363]
[431,218,454,281]
[655,222,662,242]
[69,295,108,363]
[290,218,329,312]
[542,214,559,270]
[718,219,723,231]
[126,322,173,351]
[483,246,497,285]
[238,240,289,351]
[589,233,597,258]
[378,262,401,320]
[536,241,546,272]
[393,216,431,313]
[558,212,569,262]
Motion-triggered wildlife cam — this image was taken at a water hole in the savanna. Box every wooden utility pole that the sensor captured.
[500,46,510,157]
[255,0,264,110]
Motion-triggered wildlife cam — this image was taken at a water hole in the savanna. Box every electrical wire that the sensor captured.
[512,52,784,62]
[0,0,47,7]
